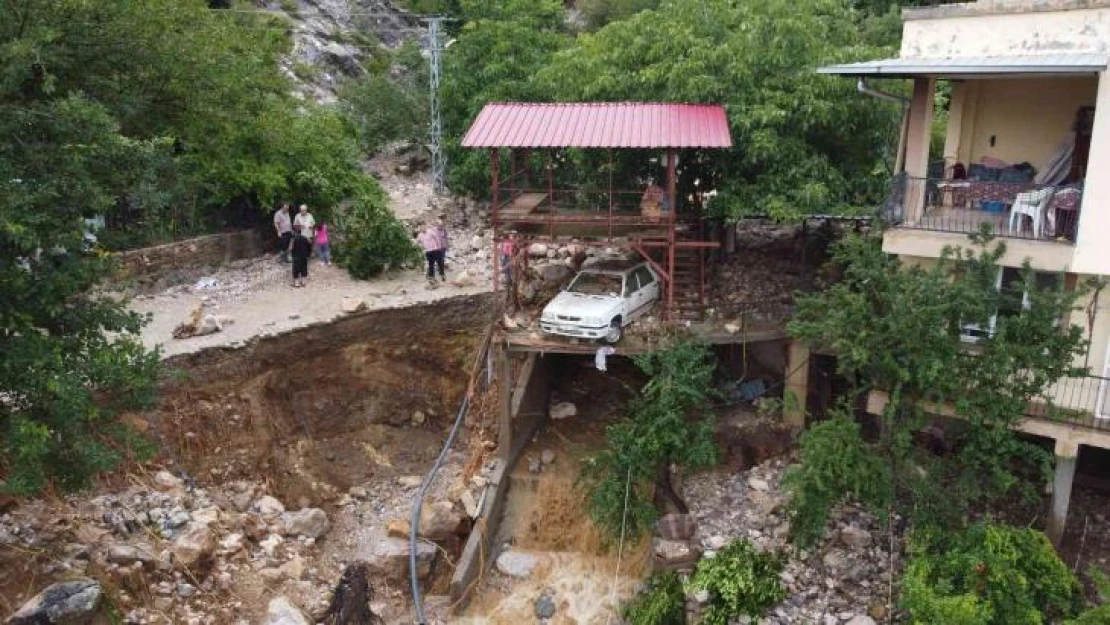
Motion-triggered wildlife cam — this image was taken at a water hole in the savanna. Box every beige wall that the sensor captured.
[944,77,1096,170]
[902,8,1110,58]
[1073,70,1110,274]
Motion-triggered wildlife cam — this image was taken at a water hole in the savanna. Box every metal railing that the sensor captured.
[1027,374,1110,431]
[882,174,1082,243]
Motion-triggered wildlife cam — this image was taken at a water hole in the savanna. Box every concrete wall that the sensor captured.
[902,5,1110,58]
[1073,71,1110,275]
[945,78,1097,169]
[115,229,270,292]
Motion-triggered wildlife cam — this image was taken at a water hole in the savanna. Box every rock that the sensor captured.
[419,501,464,541]
[341,296,367,314]
[191,506,221,527]
[838,526,873,550]
[348,486,368,499]
[259,567,286,584]
[656,514,697,541]
[106,544,155,566]
[8,579,102,625]
[397,475,423,488]
[549,402,577,420]
[153,470,184,491]
[260,534,284,558]
[495,551,538,579]
[253,495,286,519]
[723,323,740,335]
[282,508,329,539]
[450,270,476,288]
[868,602,888,622]
[653,538,700,569]
[412,410,426,426]
[534,592,556,619]
[231,489,255,513]
[176,583,196,598]
[470,234,483,251]
[704,535,728,550]
[171,523,215,570]
[279,556,306,581]
[219,533,244,552]
[822,551,849,571]
[262,597,310,625]
[528,243,548,258]
[387,519,411,539]
[845,617,877,625]
[460,490,480,519]
[367,538,436,581]
[747,477,770,492]
[527,457,542,474]
[502,314,520,330]
[539,264,572,284]
[540,449,556,465]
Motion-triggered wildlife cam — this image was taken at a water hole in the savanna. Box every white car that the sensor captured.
[539,260,661,343]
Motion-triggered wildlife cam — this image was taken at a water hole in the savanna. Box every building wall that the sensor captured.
[902,7,1110,58]
[945,77,1097,169]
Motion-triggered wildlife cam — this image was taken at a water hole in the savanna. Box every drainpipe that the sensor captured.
[857,78,911,173]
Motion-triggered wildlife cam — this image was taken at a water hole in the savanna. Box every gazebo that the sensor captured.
[461,102,733,316]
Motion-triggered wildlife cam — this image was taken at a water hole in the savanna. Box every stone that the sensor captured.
[845,617,877,625]
[747,476,770,492]
[398,475,423,488]
[822,551,849,571]
[540,449,556,465]
[495,551,538,579]
[868,602,888,622]
[460,490,480,519]
[656,514,698,541]
[282,508,330,538]
[704,535,728,550]
[367,537,436,581]
[219,533,244,552]
[653,538,700,569]
[450,270,476,288]
[348,486,368,499]
[341,296,367,314]
[527,457,542,474]
[171,523,215,570]
[539,264,572,284]
[279,556,306,581]
[153,470,184,491]
[8,579,102,625]
[262,597,310,625]
[106,544,155,567]
[470,234,483,251]
[838,526,873,550]
[419,501,464,541]
[231,490,255,513]
[387,518,411,538]
[259,567,286,584]
[260,534,284,558]
[549,402,577,420]
[534,592,556,619]
[723,323,740,335]
[176,583,196,598]
[191,506,221,527]
[528,243,548,258]
[253,495,285,519]
[412,410,426,426]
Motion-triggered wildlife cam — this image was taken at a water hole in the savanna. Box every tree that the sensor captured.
[533,0,901,219]
[576,0,662,30]
[581,340,717,539]
[784,232,1088,544]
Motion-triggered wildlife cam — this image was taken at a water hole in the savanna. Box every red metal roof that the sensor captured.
[460,102,732,149]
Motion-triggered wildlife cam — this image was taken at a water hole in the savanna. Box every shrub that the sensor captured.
[901,523,1083,625]
[623,571,686,625]
[686,539,786,625]
[332,190,419,279]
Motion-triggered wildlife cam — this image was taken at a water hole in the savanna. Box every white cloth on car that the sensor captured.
[595,346,616,371]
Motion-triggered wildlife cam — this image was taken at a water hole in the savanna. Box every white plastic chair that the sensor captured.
[1008,187,1055,239]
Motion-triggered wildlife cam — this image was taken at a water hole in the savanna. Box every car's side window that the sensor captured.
[623,275,636,297]
[635,267,655,290]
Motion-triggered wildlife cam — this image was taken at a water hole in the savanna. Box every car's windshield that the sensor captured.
[567,272,623,296]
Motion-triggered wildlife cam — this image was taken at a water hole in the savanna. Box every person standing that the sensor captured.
[315,221,332,266]
[499,231,516,287]
[416,223,443,285]
[294,204,316,240]
[433,214,449,281]
[274,203,293,263]
[289,225,312,287]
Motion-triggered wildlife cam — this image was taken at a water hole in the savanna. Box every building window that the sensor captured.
[960,268,1063,341]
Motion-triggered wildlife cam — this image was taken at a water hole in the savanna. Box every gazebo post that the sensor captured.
[546,151,554,209]
[666,148,677,317]
[491,147,501,292]
[608,149,614,241]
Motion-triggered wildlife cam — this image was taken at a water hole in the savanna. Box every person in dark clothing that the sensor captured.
[289,225,312,287]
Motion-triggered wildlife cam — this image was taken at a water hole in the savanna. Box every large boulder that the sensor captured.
[8,579,102,625]
[281,508,330,539]
[495,551,538,579]
[171,522,215,570]
[105,544,155,567]
[366,538,436,581]
[419,501,465,541]
[262,596,310,625]
[656,514,698,541]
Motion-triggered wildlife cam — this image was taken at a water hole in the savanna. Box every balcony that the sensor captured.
[883,174,1082,243]
[1028,374,1110,432]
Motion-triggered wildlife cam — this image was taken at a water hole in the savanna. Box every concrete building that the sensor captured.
[820,0,1110,543]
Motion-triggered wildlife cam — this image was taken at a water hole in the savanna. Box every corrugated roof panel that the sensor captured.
[460,103,733,148]
[817,53,1107,77]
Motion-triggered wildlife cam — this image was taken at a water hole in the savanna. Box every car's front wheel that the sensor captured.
[603,318,622,344]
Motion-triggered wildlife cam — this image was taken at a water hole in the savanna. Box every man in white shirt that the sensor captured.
[294,204,316,240]
[273,203,292,263]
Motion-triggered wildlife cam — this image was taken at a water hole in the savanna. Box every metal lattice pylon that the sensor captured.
[424,17,446,195]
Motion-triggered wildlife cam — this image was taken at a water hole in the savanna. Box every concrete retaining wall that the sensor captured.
[115,229,270,292]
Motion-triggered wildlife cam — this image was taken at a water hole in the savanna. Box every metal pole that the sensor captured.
[666,149,677,317]
[491,148,500,292]
[425,17,446,195]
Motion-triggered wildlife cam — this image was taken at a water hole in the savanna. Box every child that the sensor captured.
[315,222,331,266]
[289,225,312,287]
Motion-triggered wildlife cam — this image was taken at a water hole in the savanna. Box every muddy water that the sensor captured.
[460,456,651,624]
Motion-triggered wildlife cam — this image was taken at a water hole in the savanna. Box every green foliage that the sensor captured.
[576,0,662,30]
[1068,605,1110,625]
[902,523,1083,625]
[622,570,686,625]
[341,72,428,154]
[581,340,717,539]
[783,409,893,547]
[786,234,1086,533]
[687,539,787,625]
[332,188,420,279]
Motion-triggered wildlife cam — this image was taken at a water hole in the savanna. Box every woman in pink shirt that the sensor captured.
[416,223,444,282]
[315,222,331,266]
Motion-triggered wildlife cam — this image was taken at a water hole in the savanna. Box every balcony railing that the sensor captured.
[883,174,1082,243]
[1027,374,1110,431]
